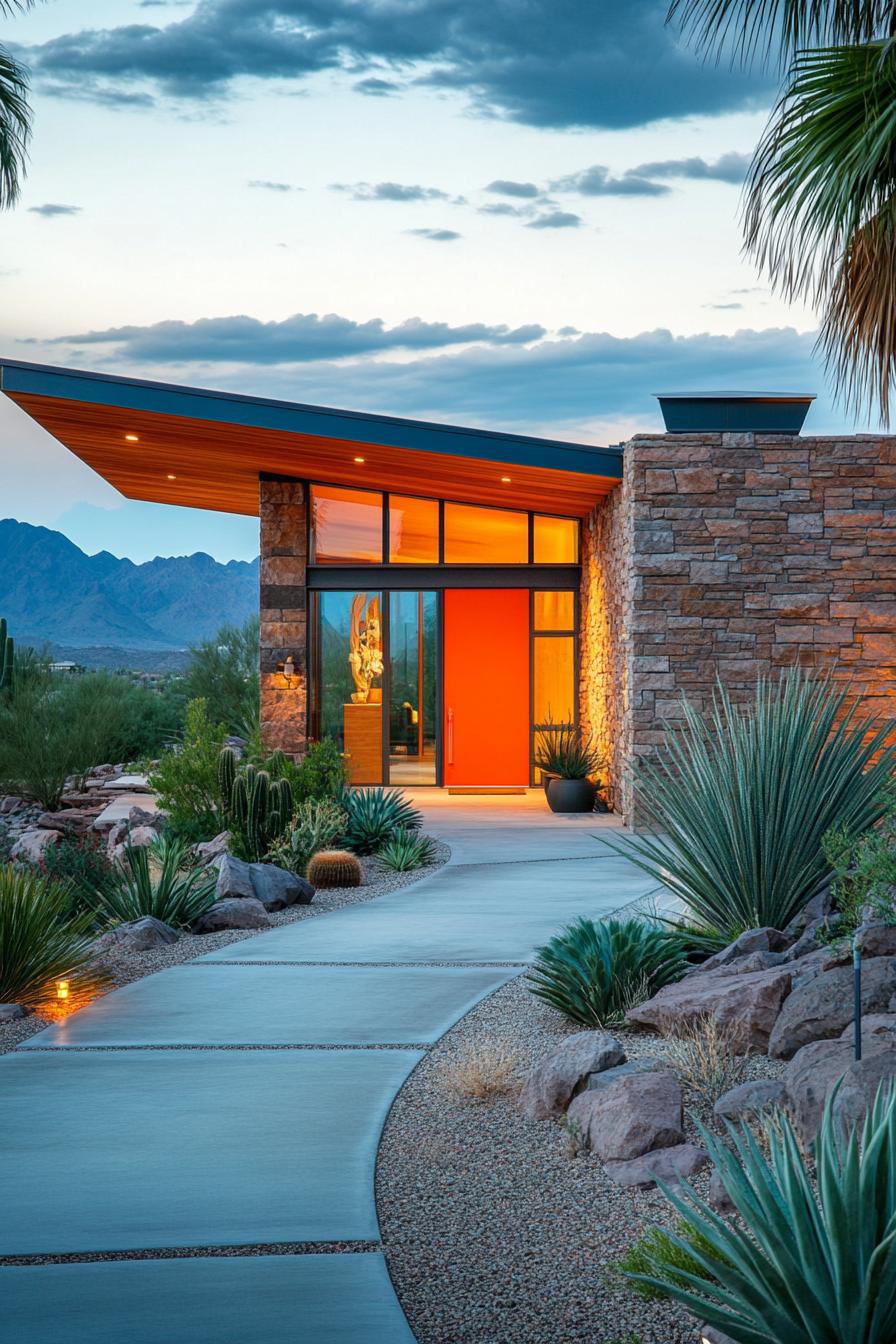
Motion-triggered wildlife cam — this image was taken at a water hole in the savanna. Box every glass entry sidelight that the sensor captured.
[388,591,438,785]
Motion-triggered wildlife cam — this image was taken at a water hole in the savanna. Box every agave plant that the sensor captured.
[527,916,687,1027]
[341,787,422,856]
[0,864,105,1005]
[97,834,217,929]
[628,1083,896,1343]
[611,669,896,941]
[534,721,603,780]
[377,828,438,872]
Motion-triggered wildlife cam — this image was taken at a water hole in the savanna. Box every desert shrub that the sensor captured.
[96,834,217,928]
[660,1013,748,1108]
[615,1221,727,1302]
[0,864,106,1005]
[306,849,363,889]
[295,737,348,802]
[182,616,260,738]
[609,669,896,944]
[55,672,183,763]
[534,721,603,780]
[377,828,438,871]
[823,800,896,938]
[40,832,116,924]
[267,798,347,875]
[627,1085,896,1344]
[341,787,422,855]
[218,748,293,862]
[436,1036,525,1101]
[527,916,688,1028]
[148,698,226,841]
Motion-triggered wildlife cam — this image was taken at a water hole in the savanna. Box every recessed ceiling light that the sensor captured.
[125,434,139,442]
[167,473,176,480]
[501,475,511,483]
[354,456,365,464]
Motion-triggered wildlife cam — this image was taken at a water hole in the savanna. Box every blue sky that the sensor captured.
[0,0,862,562]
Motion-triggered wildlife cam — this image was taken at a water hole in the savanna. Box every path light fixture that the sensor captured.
[55,978,70,1002]
[854,931,863,1062]
[276,655,301,690]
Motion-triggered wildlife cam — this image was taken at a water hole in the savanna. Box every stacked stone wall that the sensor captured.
[259,476,307,758]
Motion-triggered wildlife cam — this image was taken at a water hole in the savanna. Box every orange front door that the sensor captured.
[443,589,530,786]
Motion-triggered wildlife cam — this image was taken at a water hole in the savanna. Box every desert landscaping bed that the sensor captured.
[377,973,784,1344]
[0,838,449,1056]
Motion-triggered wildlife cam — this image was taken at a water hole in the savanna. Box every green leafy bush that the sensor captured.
[40,832,116,924]
[614,1220,726,1301]
[182,616,260,738]
[823,799,896,938]
[295,737,348,802]
[266,798,347,875]
[628,1085,896,1344]
[534,721,603,780]
[0,864,106,1005]
[609,669,896,943]
[527,916,687,1027]
[341,787,423,855]
[148,698,226,841]
[377,828,438,871]
[97,835,218,929]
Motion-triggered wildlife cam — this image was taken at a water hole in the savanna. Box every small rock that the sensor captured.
[713,1078,786,1120]
[603,1142,709,1190]
[585,1057,661,1091]
[10,828,63,862]
[856,923,896,958]
[194,831,231,865]
[0,796,23,814]
[768,957,896,1059]
[0,1003,26,1022]
[36,809,98,834]
[783,881,835,940]
[786,915,840,961]
[127,805,164,831]
[95,917,179,952]
[566,1071,683,1161]
[192,896,272,933]
[627,965,793,1052]
[518,1031,626,1120]
[699,1325,738,1344]
[708,1168,735,1215]
[695,928,791,975]
[214,854,314,912]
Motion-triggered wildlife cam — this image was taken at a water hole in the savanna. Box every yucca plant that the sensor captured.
[377,828,438,871]
[341,787,423,856]
[0,864,105,1005]
[534,721,603,779]
[628,1083,896,1343]
[96,835,217,929]
[527,916,688,1027]
[609,669,896,942]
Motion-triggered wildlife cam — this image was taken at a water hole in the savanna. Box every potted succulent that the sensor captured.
[534,723,604,814]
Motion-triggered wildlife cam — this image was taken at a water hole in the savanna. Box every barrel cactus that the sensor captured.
[0,617,14,696]
[307,849,363,889]
[220,750,292,862]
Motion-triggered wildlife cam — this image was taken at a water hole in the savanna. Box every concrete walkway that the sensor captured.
[1,793,657,1342]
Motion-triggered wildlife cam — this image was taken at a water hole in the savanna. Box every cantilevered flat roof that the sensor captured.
[0,359,622,518]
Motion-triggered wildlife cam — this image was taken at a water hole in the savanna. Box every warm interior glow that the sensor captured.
[443,501,528,564]
[534,635,575,724]
[55,979,70,1001]
[534,591,575,631]
[310,484,384,563]
[389,495,439,564]
[533,514,579,564]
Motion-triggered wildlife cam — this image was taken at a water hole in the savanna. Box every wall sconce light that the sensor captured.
[276,656,301,690]
[56,978,70,1002]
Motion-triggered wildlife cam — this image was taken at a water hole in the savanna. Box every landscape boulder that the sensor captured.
[699,1326,738,1344]
[855,923,896,959]
[213,854,314,911]
[10,829,63,862]
[694,927,791,976]
[840,1013,896,1042]
[37,809,98,834]
[109,825,159,866]
[783,881,835,940]
[566,1070,684,1161]
[95,917,179,952]
[584,1057,660,1092]
[194,831,231,866]
[785,1037,896,1143]
[0,1003,26,1022]
[708,1168,736,1215]
[626,965,793,1051]
[768,957,896,1059]
[518,1031,626,1120]
[603,1143,709,1190]
[192,896,272,933]
[0,796,23,814]
[127,805,164,831]
[713,1078,786,1121]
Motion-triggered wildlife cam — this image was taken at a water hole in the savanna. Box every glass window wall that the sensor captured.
[310,486,383,564]
[388,592,438,785]
[533,515,579,564]
[443,501,528,564]
[388,495,439,564]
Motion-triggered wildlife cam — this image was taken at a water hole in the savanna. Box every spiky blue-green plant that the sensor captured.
[341,787,422,856]
[377,828,438,872]
[627,1083,896,1343]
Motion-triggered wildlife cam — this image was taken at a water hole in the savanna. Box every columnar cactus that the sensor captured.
[0,617,14,696]
[220,752,292,862]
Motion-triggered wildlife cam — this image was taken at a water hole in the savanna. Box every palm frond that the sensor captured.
[667,0,893,68]
[0,43,30,209]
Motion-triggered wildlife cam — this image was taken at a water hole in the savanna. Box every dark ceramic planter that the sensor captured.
[545,777,596,814]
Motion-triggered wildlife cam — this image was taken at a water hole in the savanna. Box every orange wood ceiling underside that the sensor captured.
[10,392,619,519]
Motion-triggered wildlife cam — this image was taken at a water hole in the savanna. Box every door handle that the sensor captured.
[447,707,454,766]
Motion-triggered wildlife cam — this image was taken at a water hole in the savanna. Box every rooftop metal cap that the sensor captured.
[655,391,815,435]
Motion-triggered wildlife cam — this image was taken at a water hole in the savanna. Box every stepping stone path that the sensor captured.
[0,799,657,1342]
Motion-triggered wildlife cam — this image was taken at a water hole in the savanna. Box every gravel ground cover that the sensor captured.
[377,973,784,1344]
[0,841,449,1056]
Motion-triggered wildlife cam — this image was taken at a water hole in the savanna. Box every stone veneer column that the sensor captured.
[259,476,307,758]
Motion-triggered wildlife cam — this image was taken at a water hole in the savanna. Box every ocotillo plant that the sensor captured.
[0,617,14,696]
[219,748,293,862]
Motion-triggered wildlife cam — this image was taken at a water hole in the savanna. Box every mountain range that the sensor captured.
[0,518,259,651]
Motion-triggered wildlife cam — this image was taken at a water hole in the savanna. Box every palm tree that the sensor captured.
[669,1,896,423]
[1,0,34,210]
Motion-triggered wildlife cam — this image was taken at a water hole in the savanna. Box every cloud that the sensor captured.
[46,311,543,362]
[478,202,531,218]
[332,181,451,203]
[526,211,581,229]
[552,165,670,197]
[354,76,399,96]
[406,227,462,242]
[248,179,302,192]
[19,0,770,130]
[703,301,745,310]
[629,151,751,184]
[27,203,82,217]
[553,152,750,198]
[485,180,541,199]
